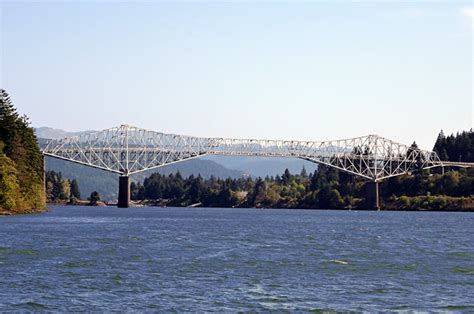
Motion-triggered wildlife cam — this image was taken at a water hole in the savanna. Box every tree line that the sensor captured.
[434,129,473,162]
[130,165,472,210]
[0,90,45,212]
[128,130,473,210]
[2,87,471,212]
[45,170,81,203]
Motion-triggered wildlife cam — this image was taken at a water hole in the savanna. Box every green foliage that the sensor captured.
[43,155,246,201]
[89,191,101,205]
[131,158,473,210]
[45,170,81,202]
[0,142,24,210]
[393,195,472,211]
[45,156,118,201]
[18,122,474,211]
[381,169,472,198]
[317,186,344,209]
[300,166,308,178]
[248,178,267,207]
[0,90,45,212]
[309,165,339,191]
[408,141,425,172]
[70,179,81,199]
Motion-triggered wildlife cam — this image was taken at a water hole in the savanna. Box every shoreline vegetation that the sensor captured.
[43,130,474,212]
[46,166,474,212]
[46,195,474,212]
[1,88,473,214]
[0,90,46,214]
[132,195,474,212]
[128,166,474,211]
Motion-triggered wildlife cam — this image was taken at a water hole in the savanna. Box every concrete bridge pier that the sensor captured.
[367,181,380,211]
[118,175,130,208]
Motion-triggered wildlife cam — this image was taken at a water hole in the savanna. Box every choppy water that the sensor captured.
[0,206,473,311]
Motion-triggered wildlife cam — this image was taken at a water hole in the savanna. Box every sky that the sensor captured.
[1,0,473,150]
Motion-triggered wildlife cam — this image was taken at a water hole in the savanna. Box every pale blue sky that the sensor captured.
[1,1,472,150]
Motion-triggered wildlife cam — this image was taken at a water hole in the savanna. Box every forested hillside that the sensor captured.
[129,131,474,210]
[203,155,318,178]
[0,90,45,213]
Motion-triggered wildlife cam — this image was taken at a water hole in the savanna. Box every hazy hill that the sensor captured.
[203,155,318,178]
[34,127,92,139]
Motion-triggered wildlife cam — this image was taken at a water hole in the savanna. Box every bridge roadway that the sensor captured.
[40,125,474,209]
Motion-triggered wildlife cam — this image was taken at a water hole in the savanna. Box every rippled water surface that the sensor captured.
[1,206,473,311]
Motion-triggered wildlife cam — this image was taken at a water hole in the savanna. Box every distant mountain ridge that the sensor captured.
[203,155,317,178]
[34,127,93,139]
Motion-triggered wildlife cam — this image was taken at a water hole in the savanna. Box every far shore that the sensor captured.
[0,207,48,216]
[4,198,473,215]
[42,200,474,213]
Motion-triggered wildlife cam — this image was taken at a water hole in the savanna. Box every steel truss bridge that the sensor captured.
[40,125,473,208]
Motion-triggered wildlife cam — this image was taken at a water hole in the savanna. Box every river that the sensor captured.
[0,206,473,311]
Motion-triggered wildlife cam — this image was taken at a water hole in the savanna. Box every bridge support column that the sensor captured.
[367,181,380,211]
[42,154,46,201]
[118,175,130,208]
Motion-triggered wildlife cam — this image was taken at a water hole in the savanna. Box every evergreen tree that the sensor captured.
[282,168,291,185]
[309,168,320,191]
[44,170,79,202]
[70,179,81,199]
[248,178,266,206]
[311,165,338,190]
[407,141,425,172]
[0,90,45,211]
[300,166,308,178]
[60,179,71,200]
[89,191,100,205]
[433,129,473,162]
[274,174,282,184]
[188,175,204,203]
[118,154,472,211]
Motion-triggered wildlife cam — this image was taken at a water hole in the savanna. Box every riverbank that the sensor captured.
[0,207,47,215]
[135,195,474,211]
[43,195,474,212]
[384,195,474,211]
[3,203,468,215]
[47,199,108,207]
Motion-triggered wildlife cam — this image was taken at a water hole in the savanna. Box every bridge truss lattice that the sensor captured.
[39,124,463,182]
